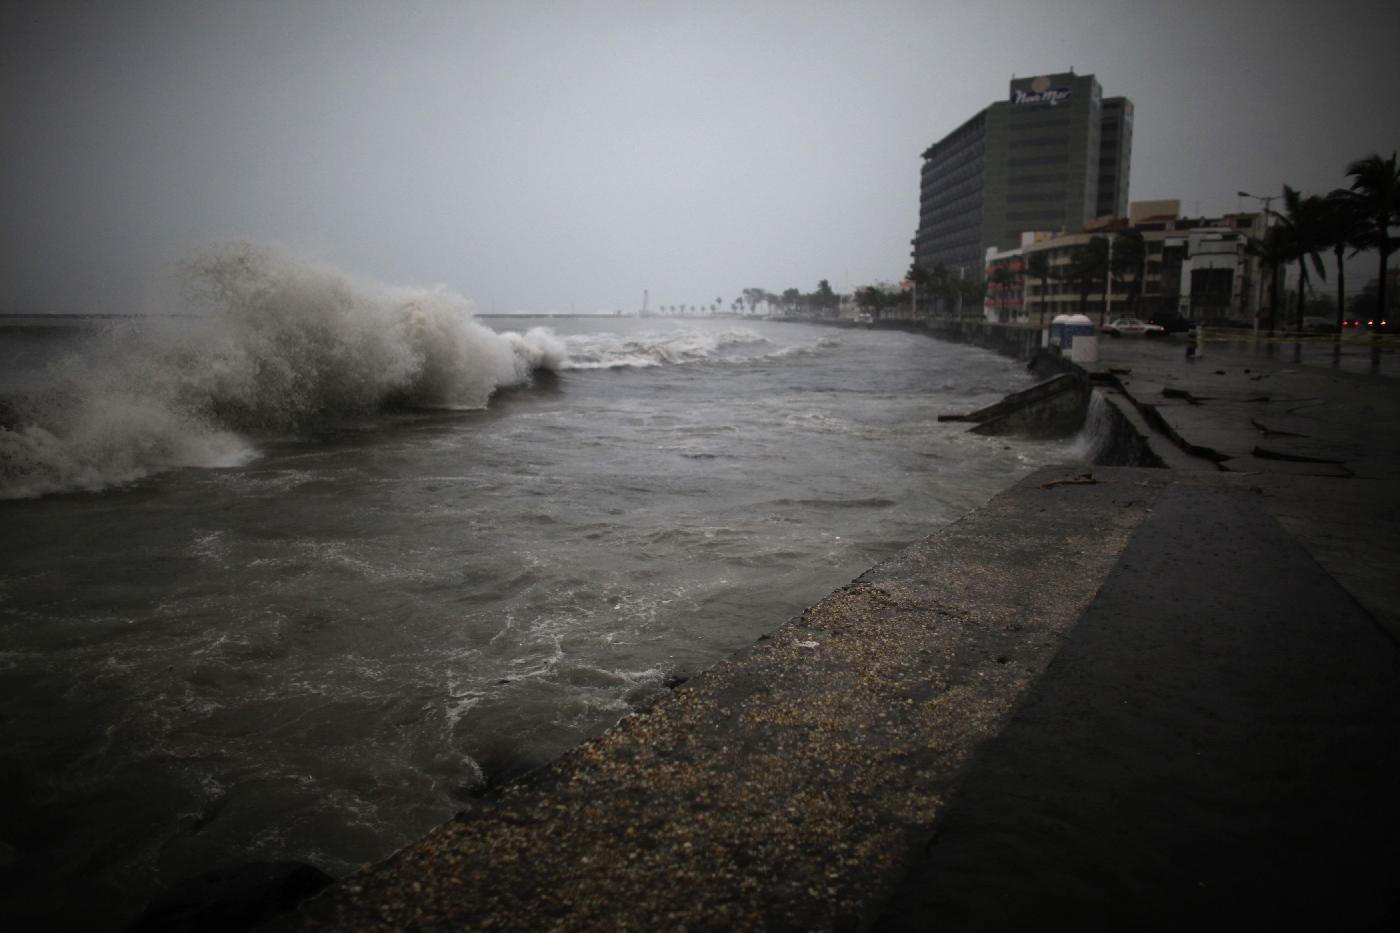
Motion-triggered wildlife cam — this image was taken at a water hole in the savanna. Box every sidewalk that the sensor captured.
[1089,335,1400,640]
[876,481,1400,930]
[876,335,1400,929]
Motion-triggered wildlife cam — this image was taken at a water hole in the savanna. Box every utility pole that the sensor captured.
[1105,234,1114,325]
[1239,190,1277,338]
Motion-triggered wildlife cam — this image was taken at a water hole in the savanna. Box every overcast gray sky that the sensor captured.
[3,0,1398,315]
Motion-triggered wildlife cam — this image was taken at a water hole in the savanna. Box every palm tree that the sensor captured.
[1068,236,1110,322]
[1320,189,1369,357]
[1111,229,1147,314]
[941,266,973,321]
[1272,186,1329,329]
[906,262,936,319]
[1026,251,1054,331]
[1247,225,1291,333]
[988,265,1016,322]
[926,263,953,319]
[1343,152,1400,325]
[958,277,987,320]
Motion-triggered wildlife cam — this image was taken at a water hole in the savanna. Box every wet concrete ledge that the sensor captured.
[272,466,1167,930]
[938,372,1088,439]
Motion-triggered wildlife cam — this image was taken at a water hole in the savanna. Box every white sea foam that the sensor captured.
[768,334,843,358]
[0,242,565,499]
[1070,390,1114,462]
[560,328,770,369]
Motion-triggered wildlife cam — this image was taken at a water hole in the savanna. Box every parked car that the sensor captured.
[1343,317,1390,332]
[1146,311,1192,334]
[1101,317,1166,337]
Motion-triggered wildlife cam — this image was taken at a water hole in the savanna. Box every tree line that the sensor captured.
[849,266,986,318]
[1249,152,1398,336]
[655,281,843,317]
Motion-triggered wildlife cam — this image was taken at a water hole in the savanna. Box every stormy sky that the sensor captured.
[3,0,1397,316]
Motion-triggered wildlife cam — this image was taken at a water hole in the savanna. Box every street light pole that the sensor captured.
[1105,234,1114,325]
[1237,190,1276,217]
[1238,190,1277,339]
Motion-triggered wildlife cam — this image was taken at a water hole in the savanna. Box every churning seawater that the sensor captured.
[0,246,1081,929]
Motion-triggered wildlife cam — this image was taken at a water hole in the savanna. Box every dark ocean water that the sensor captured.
[0,248,1082,929]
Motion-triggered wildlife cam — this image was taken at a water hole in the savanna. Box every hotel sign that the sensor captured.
[1012,86,1071,108]
[1012,75,1071,108]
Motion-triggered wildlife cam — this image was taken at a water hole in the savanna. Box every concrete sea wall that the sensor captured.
[922,319,1043,360]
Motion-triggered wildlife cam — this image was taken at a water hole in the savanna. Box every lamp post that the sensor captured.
[1239,190,1277,338]
[1105,233,1114,325]
[1237,190,1276,217]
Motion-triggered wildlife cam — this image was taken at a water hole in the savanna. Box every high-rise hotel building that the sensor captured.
[913,72,1132,279]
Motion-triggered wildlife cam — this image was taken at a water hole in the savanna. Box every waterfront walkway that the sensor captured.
[274,336,1400,930]
[1092,335,1400,639]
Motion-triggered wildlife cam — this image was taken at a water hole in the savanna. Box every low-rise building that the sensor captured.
[1172,226,1260,322]
[982,232,1057,324]
[1015,201,1264,327]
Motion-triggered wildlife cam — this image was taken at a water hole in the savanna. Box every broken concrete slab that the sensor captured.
[940,373,1088,439]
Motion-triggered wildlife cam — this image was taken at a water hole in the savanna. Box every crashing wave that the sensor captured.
[0,242,565,499]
